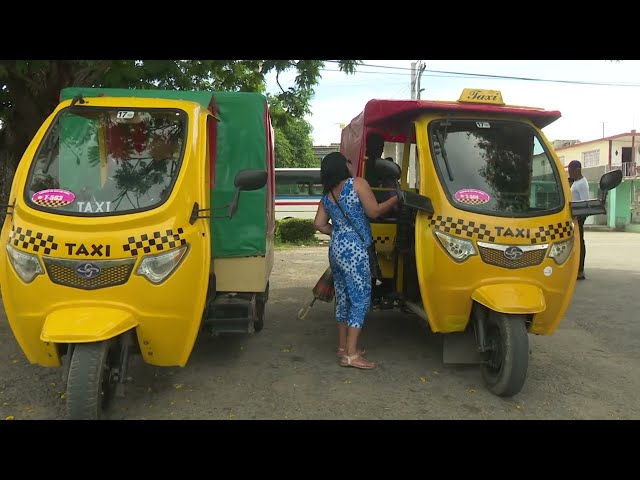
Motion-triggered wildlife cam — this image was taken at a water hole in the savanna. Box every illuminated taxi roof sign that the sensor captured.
[458,89,505,106]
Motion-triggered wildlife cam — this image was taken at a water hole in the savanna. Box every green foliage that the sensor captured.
[274,114,318,168]
[276,218,317,244]
[0,60,361,175]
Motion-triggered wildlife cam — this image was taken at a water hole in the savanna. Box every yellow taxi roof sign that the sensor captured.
[458,89,505,106]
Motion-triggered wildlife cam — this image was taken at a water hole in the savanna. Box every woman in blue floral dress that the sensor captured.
[314,152,399,369]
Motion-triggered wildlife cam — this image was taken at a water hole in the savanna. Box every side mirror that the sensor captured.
[374,158,401,181]
[235,169,268,191]
[570,169,623,218]
[403,191,434,214]
[229,169,268,218]
[190,169,269,224]
[600,169,622,192]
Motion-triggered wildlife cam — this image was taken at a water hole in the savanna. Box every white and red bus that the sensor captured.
[275,168,322,220]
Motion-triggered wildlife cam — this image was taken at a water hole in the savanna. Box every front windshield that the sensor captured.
[25,107,187,215]
[429,119,563,216]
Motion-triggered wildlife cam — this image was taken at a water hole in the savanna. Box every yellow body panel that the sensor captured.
[371,222,396,278]
[0,98,213,367]
[214,250,273,293]
[410,113,578,335]
[471,284,546,314]
[41,307,138,343]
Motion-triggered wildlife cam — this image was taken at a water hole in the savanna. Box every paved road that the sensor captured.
[0,232,638,419]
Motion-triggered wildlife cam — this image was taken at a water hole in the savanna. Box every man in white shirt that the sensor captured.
[568,160,590,280]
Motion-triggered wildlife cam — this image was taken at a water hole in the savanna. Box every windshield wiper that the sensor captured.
[435,130,454,181]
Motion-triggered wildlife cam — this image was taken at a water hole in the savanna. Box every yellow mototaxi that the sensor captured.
[340,88,622,396]
[0,88,275,418]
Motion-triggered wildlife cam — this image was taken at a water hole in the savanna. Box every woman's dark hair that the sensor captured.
[321,151,351,194]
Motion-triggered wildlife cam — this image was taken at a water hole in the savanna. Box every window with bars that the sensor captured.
[582,149,600,168]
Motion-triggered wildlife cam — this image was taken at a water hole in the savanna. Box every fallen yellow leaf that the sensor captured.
[174,384,183,389]
[12,360,18,364]
[281,347,291,353]
[5,416,14,420]
[468,389,476,394]
[516,405,522,410]
[344,379,352,384]
[432,371,439,375]
[420,377,428,383]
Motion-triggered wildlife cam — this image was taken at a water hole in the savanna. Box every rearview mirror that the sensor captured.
[235,169,268,191]
[600,169,623,192]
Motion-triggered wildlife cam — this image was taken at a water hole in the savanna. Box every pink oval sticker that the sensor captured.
[454,189,490,205]
[32,189,76,207]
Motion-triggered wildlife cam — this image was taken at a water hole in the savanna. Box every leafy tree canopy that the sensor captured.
[0,60,360,167]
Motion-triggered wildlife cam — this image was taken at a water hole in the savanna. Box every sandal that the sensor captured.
[339,354,375,370]
[337,347,365,358]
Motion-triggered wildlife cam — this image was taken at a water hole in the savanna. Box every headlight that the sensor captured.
[5,244,44,283]
[548,237,574,265]
[136,244,189,284]
[434,230,477,262]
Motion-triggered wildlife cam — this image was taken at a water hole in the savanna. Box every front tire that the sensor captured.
[481,312,529,397]
[66,341,118,420]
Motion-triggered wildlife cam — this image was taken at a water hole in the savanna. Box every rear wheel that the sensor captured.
[66,340,119,420]
[254,299,265,332]
[481,312,529,397]
[254,283,269,333]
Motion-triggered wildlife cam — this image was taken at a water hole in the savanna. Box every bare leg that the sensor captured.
[337,323,365,357]
[337,322,347,351]
[344,326,375,368]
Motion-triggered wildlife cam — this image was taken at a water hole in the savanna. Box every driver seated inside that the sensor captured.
[364,133,400,219]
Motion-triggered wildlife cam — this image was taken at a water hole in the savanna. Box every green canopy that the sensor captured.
[60,87,270,259]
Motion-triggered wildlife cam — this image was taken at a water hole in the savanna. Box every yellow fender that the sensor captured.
[40,307,138,343]
[471,284,546,315]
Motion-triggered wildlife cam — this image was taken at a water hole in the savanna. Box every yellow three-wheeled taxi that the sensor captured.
[0,88,275,418]
[341,88,621,396]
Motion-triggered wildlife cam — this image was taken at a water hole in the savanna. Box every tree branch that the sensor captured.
[1,61,42,91]
[73,61,113,87]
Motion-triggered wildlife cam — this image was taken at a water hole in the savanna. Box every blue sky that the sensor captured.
[266,60,640,146]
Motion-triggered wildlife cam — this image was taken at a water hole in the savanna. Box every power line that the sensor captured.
[323,60,640,88]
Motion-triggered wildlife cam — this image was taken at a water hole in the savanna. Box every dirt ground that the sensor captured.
[1,231,639,420]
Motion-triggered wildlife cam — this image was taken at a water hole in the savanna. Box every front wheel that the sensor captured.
[66,340,119,420]
[481,312,529,397]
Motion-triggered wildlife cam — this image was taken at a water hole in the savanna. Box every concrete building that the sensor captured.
[554,131,640,232]
[312,143,340,164]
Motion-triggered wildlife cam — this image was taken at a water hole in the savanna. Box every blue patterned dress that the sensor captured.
[321,177,373,328]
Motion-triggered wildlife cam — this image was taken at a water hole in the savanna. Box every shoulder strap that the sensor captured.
[330,189,366,245]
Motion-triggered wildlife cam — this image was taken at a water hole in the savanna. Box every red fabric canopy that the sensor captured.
[340,98,561,175]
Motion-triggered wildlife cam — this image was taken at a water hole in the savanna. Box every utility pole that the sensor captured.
[410,62,417,100]
[601,122,606,138]
[416,62,426,99]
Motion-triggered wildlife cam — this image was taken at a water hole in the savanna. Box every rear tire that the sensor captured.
[481,312,529,397]
[66,341,118,420]
[254,282,269,333]
[254,300,265,332]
